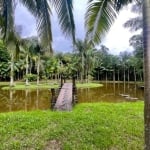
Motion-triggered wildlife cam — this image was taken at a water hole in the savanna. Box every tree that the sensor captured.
[143,0,150,149]
[85,0,150,148]
[0,0,75,52]
[75,39,87,83]
[0,42,10,80]
[6,34,20,86]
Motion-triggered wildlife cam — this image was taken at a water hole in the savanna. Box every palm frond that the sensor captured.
[19,0,37,15]
[0,0,15,42]
[20,0,53,53]
[85,0,117,44]
[35,0,53,53]
[53,0,75,44]
[124,16,142,31]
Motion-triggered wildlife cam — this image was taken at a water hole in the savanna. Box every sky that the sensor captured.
[15,1,136,55]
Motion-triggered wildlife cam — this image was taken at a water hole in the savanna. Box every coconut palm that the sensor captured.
[143,0,150,149]
[0,0,75,52]
[75,39,94,83]
[85,0,150,148]
[74,39,86,83]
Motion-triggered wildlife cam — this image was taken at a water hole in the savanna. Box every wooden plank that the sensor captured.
[54,83,73,111]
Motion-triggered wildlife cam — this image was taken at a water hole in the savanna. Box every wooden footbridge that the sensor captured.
[50,78,77,111]
[54,83,73,111]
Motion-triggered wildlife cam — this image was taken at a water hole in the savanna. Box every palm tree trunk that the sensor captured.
[113,70,115,83]
[140,72,143,82]
[29,60,33,74]
[98,70,99,80]
[123,66,126,94]
[81,52,84,83]
[134,67,137,84]
[128,68,129,88]
[37,57,40,85]
[143,1,150,149]
[10,52,14,86]
[106,71,107,84]
[26,54,29,85]
[118,70,120,81]
[118,70,120,89]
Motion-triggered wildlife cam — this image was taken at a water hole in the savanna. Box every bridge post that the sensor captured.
[60,74,63,88]
[72,76,77,104]
[51,88,56,109]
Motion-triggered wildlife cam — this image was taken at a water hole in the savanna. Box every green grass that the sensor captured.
[76,82,103,88]
[0,102,144,150]
[2,83,59,90]
[1,81,102,90]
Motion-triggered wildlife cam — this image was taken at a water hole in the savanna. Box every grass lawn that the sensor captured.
[1,81,102,90]
[0,102,144,150]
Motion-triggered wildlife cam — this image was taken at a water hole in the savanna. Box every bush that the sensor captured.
[24,74,37,81]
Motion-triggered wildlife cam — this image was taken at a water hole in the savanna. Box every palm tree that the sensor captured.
[84,48,96,82]
[6,33,20,86]
[75,39,86,83]
[20,38,33,85]
[85,0,150,148]
[143,0,150,149]
[0,0,75,52]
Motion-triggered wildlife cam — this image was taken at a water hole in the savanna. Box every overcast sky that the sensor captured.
[15,1,136,55]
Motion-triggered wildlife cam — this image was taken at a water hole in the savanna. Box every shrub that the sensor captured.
[24,74,37,81]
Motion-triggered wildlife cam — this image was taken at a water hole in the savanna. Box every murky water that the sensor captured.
[0,83,144,113]
[78,82,144,103]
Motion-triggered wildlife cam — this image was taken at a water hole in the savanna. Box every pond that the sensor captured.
[0,83,144,113]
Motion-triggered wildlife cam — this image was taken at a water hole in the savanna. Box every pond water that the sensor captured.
[0,83,144,113]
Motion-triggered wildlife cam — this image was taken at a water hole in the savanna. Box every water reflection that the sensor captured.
[0,83,144,113]
[0,87,50,113]
[77,83,144,103]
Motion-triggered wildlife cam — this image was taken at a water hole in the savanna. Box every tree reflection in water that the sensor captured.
[0,83,144,113]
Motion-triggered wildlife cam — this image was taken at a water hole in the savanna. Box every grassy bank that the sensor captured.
[1,81,102,90]
[0,102,144,150]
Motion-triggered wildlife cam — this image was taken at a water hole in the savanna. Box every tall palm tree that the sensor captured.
[85,0,150,148]
[0,0,75,52]
[143,1,150,149]
[75,39,86,83]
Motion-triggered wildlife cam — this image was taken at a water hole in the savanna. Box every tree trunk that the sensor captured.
[123,66,126,94]
[113,70,115,94]
[134,67,137,84]
[118,70,120,89]
[37,57,40,85]
[10,52,14,87]
[128,68,129,89]
[106,71,107,84]
[143,1,150,149]
[140,72,143,82]
[29,60,32,74]
[113,70,115,84]
[81,52,84,83]
[26,54,29,85]
[118,70,120,81]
